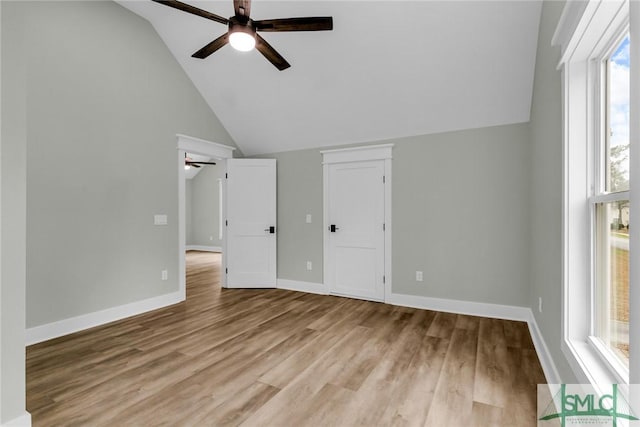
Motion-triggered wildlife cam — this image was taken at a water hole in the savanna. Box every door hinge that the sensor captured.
[383,223,385,231]
[383,175,386,183]
[383,275,386,284]
[225,173,228,179]
[226,268,228,274]
[225,220,228,226]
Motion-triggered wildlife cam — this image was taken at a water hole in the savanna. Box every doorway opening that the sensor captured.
[185,152,224,253]
[177,134,235,300]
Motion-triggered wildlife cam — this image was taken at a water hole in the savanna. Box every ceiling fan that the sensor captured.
[151,0,333,70]
[185,154,216,169]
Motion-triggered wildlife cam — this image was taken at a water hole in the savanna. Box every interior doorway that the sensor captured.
[177,134,235,299]
[184,153,224,253]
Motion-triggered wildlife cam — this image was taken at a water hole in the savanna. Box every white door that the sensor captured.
[327,160,385,301]
[226,159,276,288]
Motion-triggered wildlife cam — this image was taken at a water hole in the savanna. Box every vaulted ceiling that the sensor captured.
[118,1,542,156]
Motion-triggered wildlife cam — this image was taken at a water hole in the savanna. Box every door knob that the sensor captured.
[329,224,339,232]
[264,226,276,234]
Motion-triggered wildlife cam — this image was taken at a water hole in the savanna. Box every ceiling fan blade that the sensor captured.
[189,163,201,168]
[255,34,290,71]
[188,161,217,165]
[254,17,333,32]
[151,0,228,25]
[233,0,251,18]
[192,33,229,59]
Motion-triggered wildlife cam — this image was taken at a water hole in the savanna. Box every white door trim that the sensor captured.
[321,144,393,302]
[177,134,235,299]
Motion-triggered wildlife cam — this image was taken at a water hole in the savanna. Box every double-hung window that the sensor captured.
[556,0,637,384]
[591,34,630,375]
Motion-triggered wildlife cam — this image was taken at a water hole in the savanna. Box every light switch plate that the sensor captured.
[154,214,168,225]
[306,214,312,224]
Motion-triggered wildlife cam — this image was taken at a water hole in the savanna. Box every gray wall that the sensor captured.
[187,164,223,248]
[14,1,237,328]
[1,2,27,422]
[265,150,325,283]
[263,123,531,307]
[528,0,577,382]
[393,125,530,305]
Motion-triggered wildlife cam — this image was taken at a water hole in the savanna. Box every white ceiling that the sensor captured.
[118,1,542,156]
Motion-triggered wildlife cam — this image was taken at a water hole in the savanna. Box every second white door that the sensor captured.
[326,160,385,301]
[226,159,277,288]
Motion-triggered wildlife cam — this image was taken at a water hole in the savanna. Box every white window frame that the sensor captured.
[554,0,636,385]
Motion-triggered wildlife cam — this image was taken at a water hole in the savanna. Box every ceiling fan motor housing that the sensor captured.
[229,16,256,38]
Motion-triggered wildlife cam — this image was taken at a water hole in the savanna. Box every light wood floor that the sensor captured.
[27,251,546,426]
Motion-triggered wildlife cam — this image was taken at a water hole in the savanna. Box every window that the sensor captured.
[592,35,630,372]
[556,0,636,385]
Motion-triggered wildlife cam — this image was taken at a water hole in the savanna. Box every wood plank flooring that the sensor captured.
[27,251,546,426]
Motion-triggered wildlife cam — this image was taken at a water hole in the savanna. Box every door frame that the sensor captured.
[321,144,393,302]
[177,134,235,300]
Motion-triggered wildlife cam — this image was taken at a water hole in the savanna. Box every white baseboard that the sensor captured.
[1,412,31,427]
[386,291,560,384]
[526,311,562,384]
[186,245,221,252]
[386,292,531,321]
[26,291,183,346]
[277,279,327,295]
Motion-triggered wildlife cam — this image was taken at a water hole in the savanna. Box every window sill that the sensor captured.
[587,336,629,382]
[563,338,627,386]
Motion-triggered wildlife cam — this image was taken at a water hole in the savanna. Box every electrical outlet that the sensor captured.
[416,271,423,282]
[306,214,312,223]
[209,236,214,241]
[306,261,313,271]
[161,270,168,281]
[538,297,543,313]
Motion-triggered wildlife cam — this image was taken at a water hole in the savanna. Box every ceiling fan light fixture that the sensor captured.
[229,29,255,51]
[153,0,333,70]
